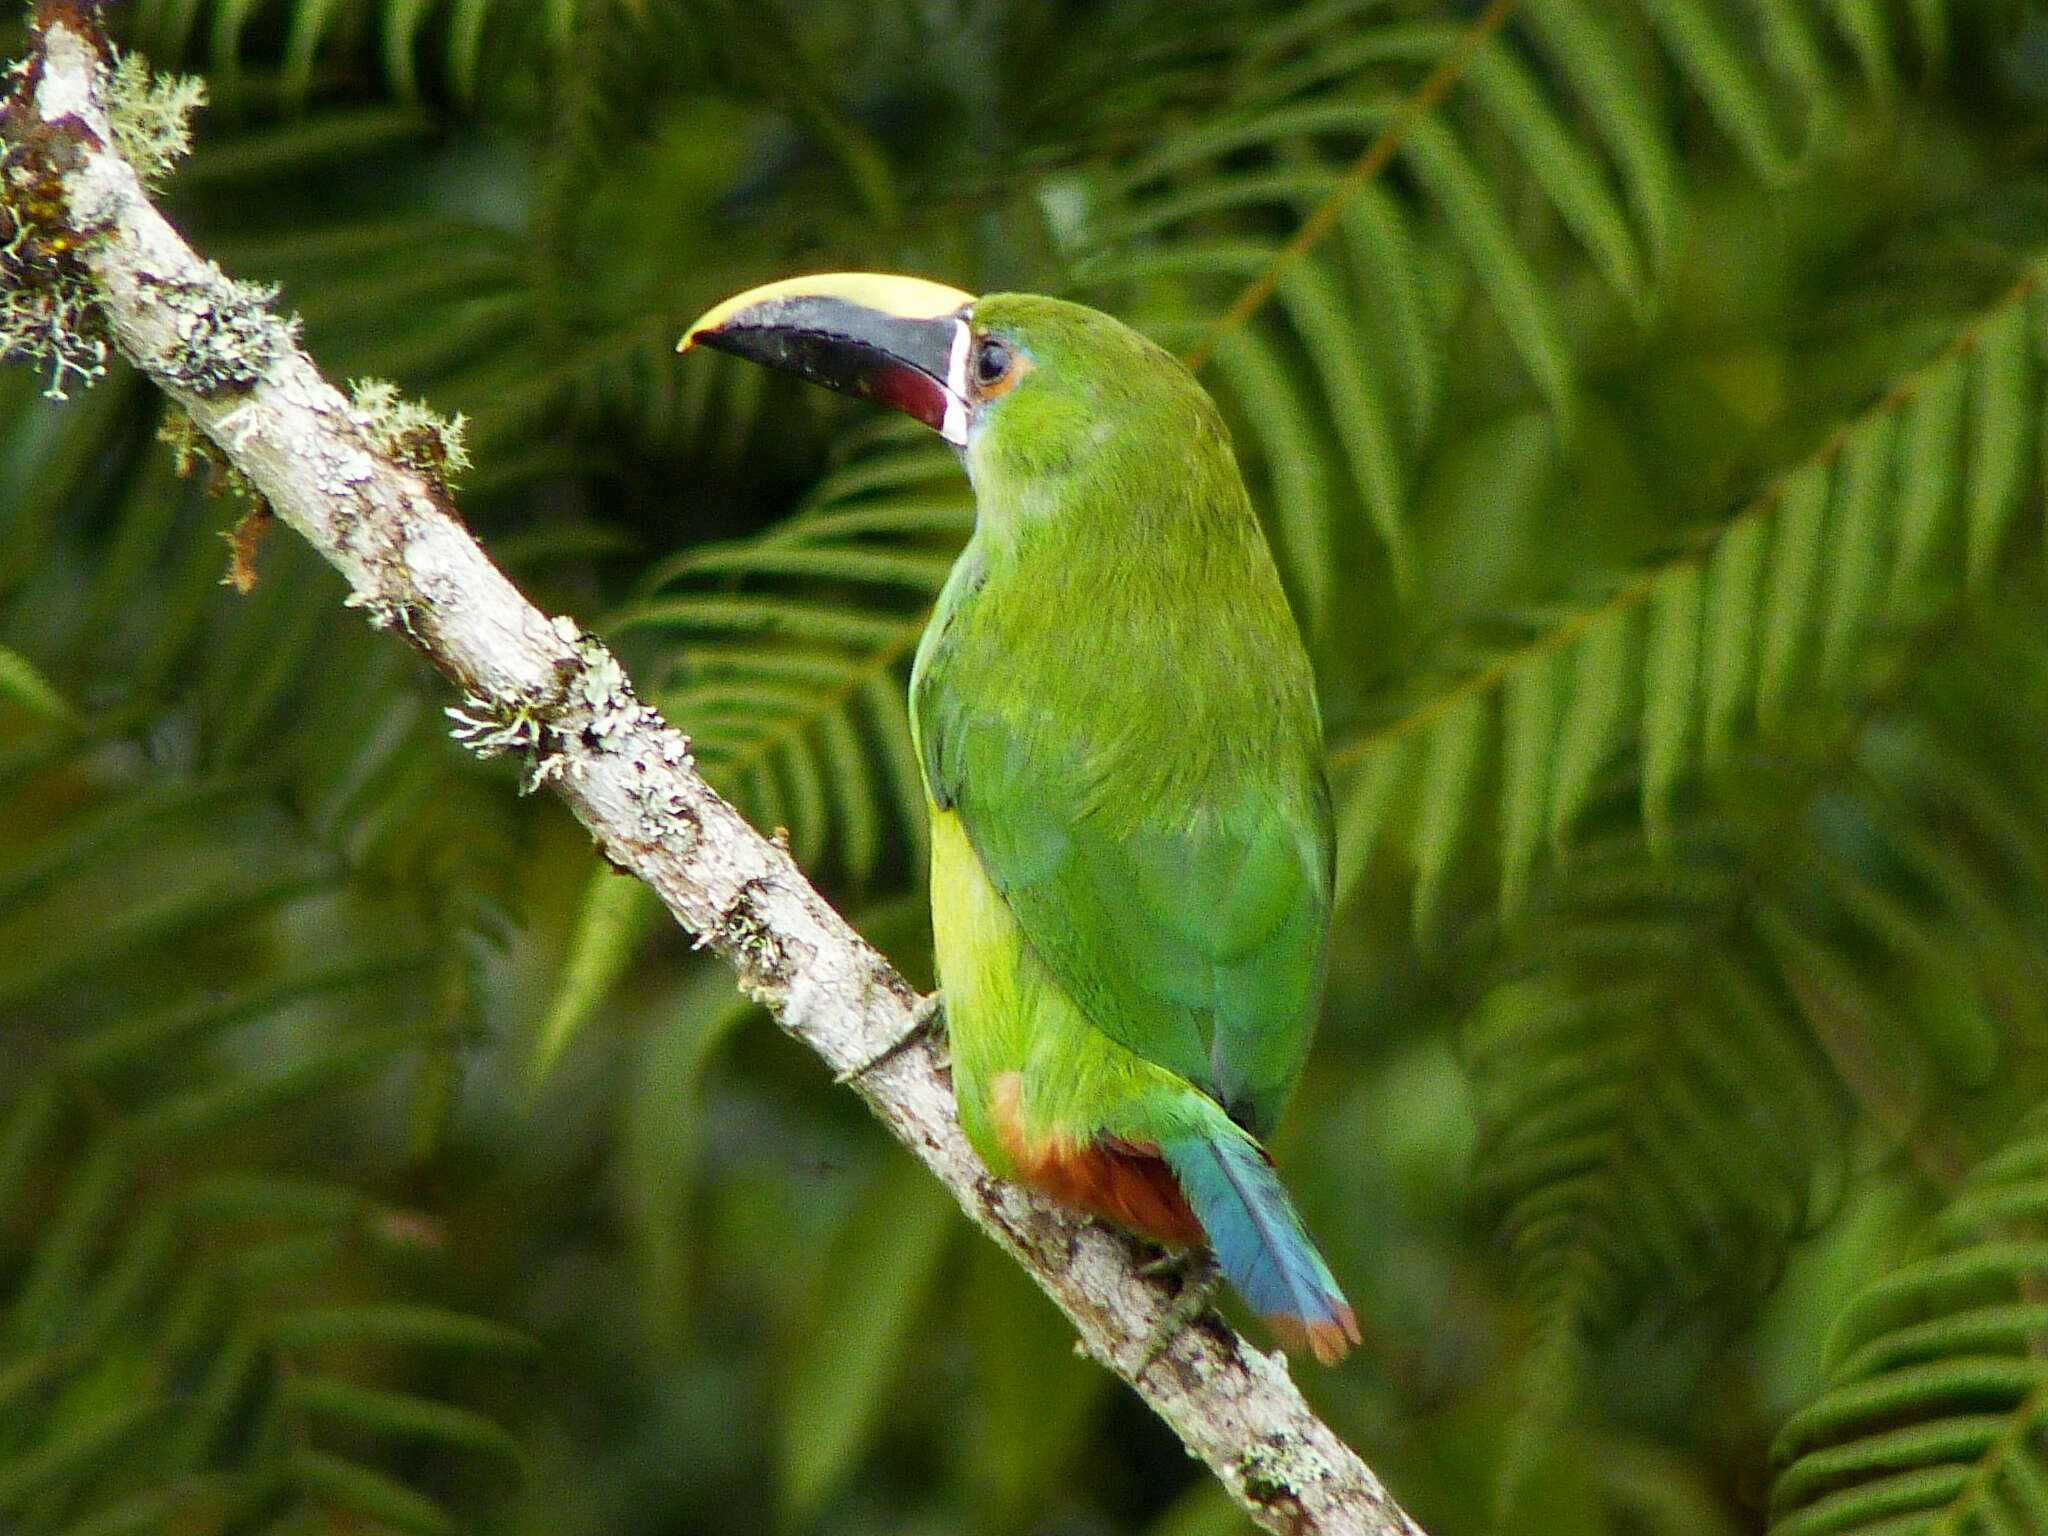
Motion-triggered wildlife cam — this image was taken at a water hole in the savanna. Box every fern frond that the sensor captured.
[612,431,967,882]
[1332,262,2045,937]
[0,370,537,1531]
[1075,0,1952,609]
[1468,832,1847,1315]
[1770,1115,2048,1536]
[1469,579,2046,1521]
[126,0,549,109]
[1176,0,1524,366]
[1466,815,1852,1520]
[0,1052,530,1535]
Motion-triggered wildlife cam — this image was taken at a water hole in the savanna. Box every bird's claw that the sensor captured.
[834,990,945,1084]
[1134,1248,1222,1374]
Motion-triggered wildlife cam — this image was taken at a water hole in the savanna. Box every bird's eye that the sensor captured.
[973,336,1012,389]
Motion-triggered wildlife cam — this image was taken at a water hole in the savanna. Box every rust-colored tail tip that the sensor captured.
[1267,1305,1361,1366]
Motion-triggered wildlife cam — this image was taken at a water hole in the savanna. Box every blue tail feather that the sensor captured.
[1159,1130,1358,1364]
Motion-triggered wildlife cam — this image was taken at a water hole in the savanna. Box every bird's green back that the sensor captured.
[909,294,1332,1135]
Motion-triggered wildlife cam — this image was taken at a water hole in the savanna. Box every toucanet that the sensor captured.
[681,274,1358,1364]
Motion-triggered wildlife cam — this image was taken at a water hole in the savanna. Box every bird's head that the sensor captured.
[681,273,1216,489]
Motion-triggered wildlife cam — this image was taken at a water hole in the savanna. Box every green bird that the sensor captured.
[682,273,1358,1364]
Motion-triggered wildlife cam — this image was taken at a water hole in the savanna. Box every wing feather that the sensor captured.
[916,617,1331,1134]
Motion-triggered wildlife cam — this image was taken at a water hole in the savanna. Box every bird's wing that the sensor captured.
[921,683,1331,1135]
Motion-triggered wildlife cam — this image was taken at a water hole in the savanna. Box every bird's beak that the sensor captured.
[680,273,978,446]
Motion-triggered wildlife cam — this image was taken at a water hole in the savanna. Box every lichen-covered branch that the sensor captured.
[0,11,1424,1534]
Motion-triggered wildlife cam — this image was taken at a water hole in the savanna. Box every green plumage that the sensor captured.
[909,295,1352,1355]
[685,273,1352,1356]
[912,295,1331,1134]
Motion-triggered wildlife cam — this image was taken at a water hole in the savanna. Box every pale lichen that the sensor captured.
[446,694,545,761]
[716,884,789,999]
[0,130,108,398]
[0,263,107,397]
[630,779,697,848]
[105,50,206,186]
[1,44,207,398]
[148,268,298,396]
[348,378,471,494]
[445,691,577,794]
[1234,1435,1321,1526]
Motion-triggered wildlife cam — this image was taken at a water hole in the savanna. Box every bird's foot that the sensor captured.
[834,990,945,1085]
[1134,1247,1222,1375]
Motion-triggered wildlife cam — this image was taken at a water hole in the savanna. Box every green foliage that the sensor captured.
[4,1,2047,1532]
[1334,270,2045,938]
[0,366,531,1530]
[1770,1114,2048,1535]
[777,1153,957,1528]
[616,425,967,883]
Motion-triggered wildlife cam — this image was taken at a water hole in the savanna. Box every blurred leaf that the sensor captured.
[287,1447,458,1536]
[961,1242,1110,1529]
[778,1153,958,1528]
[620,968,760,1347]
[530,865,665,1084]
[0,645,75,723]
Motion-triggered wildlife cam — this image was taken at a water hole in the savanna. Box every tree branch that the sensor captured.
[0,12,1424,1533]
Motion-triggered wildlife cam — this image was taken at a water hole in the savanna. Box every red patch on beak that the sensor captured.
[867,363,951,435]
